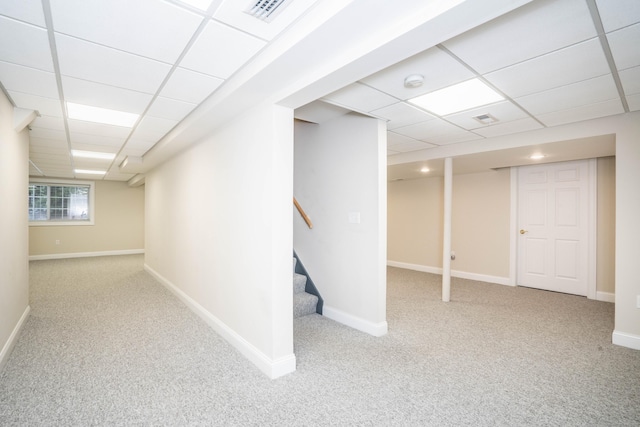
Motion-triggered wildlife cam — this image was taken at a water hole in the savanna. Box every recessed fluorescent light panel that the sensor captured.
[408,79,504,116]
[178,0,213,11]
[71,150,116,160]
[75,169,106,175]
[67,102,139,128]
[529,154,545,160]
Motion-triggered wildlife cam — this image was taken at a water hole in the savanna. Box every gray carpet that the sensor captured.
[1,255,639,426]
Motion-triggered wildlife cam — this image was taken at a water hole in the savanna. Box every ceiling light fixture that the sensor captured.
[404,74,424,88]
[529,154,545,160]
[246,0,289,20]
[408,78,504,116]
[67,102,139,128]
[75,169,106,175]
[420,167,430,173]
[71,150,116,160]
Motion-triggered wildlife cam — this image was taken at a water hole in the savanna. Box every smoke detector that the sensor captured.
[404,74,424,88]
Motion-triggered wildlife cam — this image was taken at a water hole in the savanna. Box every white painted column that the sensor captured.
[442,157,453,302]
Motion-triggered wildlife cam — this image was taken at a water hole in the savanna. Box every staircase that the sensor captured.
[293,257,320,318]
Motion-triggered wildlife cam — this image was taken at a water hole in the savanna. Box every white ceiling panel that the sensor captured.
[146,97,197,121]
[323,83,397,113]
[7,91,63,117]
[61,76,153,114]
[0,61,58,98]
[29,145,68,156]
[68,120,131,139]
[29,127,66,141]
[536,98,624,127]
[370,102,433,130]
[180,19,265,79]
[515,74,619,115]
[444,101,529,130]
[607,23,640,71]
[596,0,640,32]
[31,115,65,131]
[485,38,610,98]
[442,0,596,74]
[393,119,481,145]
[294,100,350,124]
[68,131,126,148]
[126,138,157,152]
[136,116,179,138]
[0,0,46,27]
[69,142,121,153]
[159,67,224,104]
[627,93,640,111]
[29,137,68,149]
[619,66,640,95]
[0,16,53,71]
[472,117,544,138]
[55,34,172,94]
[361,47,475,100]
[104,171,135,181]
[50,0,202,64]
[387,132,437,152]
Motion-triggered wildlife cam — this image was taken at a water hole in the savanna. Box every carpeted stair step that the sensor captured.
[293,291,319,318]
[293,272,307,294]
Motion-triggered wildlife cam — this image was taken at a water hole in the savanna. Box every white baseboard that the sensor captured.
[144,264,296,379]
[612,330,640,351]
[387,260,511,286]
[323,305,388,337]
[0,305,30,373]
[596,291,615,303]
[29,249,144,261]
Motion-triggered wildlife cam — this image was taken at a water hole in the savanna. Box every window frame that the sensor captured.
[28,178,96,226]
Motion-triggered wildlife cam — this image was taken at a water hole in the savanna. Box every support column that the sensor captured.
[442,157,453,302]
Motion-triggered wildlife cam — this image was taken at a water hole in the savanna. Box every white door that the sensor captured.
[517,160,591,296]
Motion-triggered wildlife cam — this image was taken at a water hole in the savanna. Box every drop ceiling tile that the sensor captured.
[361,47,475,100]
[68,120,132,139]
[135,116,178,138]
[30,145,68,155]
[596,0,640,32]
[126,138,157,152]
[7,91,63,117]
[31,115,65,131]
[0,0,46,27]
[180,19,266,79]
[55,34,172,94]
[393,118,481,145]
[61,76,153,114]
[50,0,202,64]
[0,16,53,71]
[104,171,135,182]
[619,66,640,95]
[536,98,624,127]
[73,158,114,170]
[627,93,640,111]
[442,0,596,73]
[70,141,123,152]
[472,117,544,138]
[29,153,71,163]
[29,164,44,176]
[0,62,58,98]
[29,137,68,149]
[387,132,437,152]
[444,101,529,130]
[370,102,434,130]
[68,131,126,148]
[607,23,640,70]
[146,97,197,121]
[387,148,400,155]
[485,38,610,98]
[515,74,619,115]
[119,146,148,157]
[323,83,397,113]
[29,127,66,141]
[160,67,224,104]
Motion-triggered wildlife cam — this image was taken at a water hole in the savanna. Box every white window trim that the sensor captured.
[29,178,96,226]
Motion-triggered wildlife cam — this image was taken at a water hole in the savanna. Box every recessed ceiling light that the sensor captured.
[420,167,430,173]
[529,154,545,160]
[67,102,139,128]
[408,78,504,116]
[71,150,116,160]
[178,0,213,11]
[74,169,106,175]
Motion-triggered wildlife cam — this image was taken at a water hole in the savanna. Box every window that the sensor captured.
[28,179,95,226]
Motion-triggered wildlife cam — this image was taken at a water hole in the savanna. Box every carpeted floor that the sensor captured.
[1,255,639,426]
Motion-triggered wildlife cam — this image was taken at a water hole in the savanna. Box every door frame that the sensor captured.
[508,159,597,299]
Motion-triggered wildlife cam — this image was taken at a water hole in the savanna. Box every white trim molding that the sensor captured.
[612,330,640,351]
[144,264,296,379]
[387,260,511,286]
[323,305,388,337]
[0,305,30,373]
[596,291,615,303]
[29,249,144,261]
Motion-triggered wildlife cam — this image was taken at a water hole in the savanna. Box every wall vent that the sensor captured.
[246,0,289,21]
[472,113,499,125]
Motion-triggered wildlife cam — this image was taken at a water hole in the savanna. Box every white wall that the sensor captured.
[145,103,295,378]
[0,93,30,371]
[294,114,387,336]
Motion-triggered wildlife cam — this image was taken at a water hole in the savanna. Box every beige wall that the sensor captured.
[0,92,30,369]
[388,160,616,293]
[29,180,144,257]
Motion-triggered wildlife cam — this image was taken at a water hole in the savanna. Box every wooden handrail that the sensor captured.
[293,197,313,229]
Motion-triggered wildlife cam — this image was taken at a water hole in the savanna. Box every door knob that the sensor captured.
[520,229,528,234]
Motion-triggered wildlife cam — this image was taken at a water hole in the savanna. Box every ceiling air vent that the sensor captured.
[246,0,289,21]
[472,113,499,125]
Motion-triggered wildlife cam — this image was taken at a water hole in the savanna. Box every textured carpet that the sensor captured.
[1,256,639,426]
